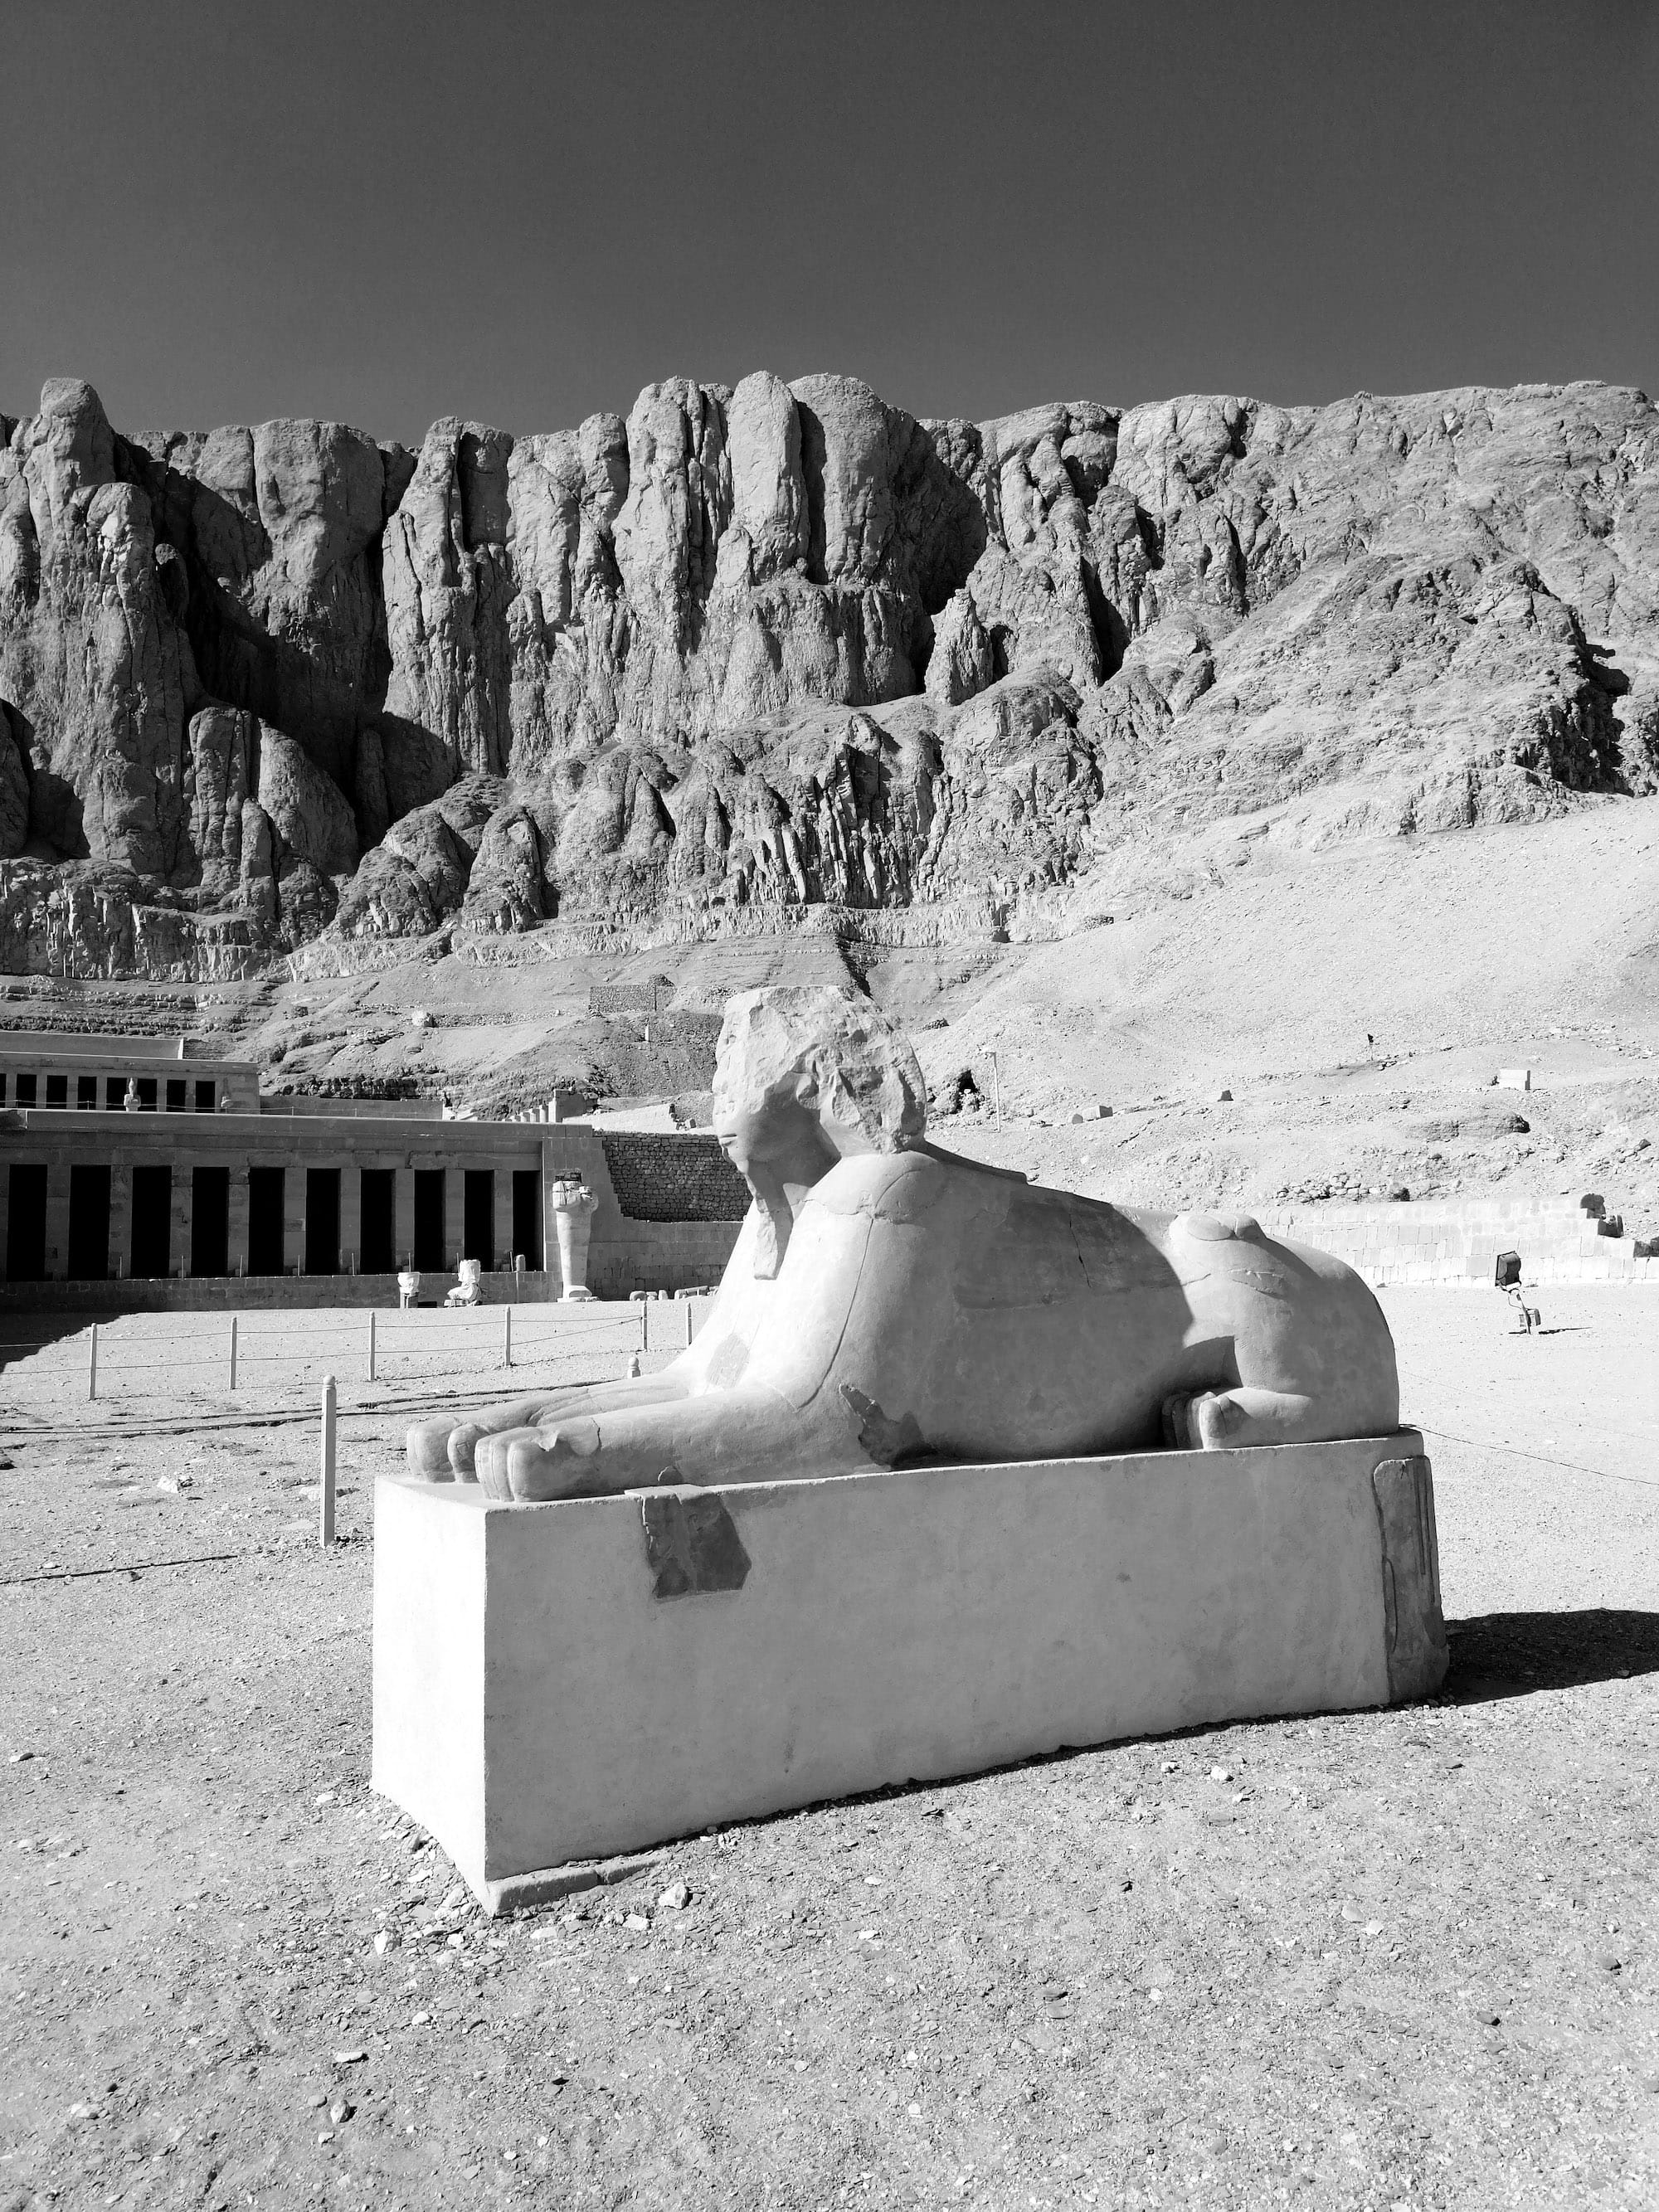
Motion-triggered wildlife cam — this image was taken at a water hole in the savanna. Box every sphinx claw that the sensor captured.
[447,1422,483,1481]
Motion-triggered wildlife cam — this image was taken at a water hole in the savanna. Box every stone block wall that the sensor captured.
[598,1133,751,1223]
[538,1125,745,1299]
[588,980,673,1015]
[1261,1195,1659,1287]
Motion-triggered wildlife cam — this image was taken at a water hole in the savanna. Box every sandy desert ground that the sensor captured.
[1,1283,1656,2212]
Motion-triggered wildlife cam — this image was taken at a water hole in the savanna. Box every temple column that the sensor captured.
[44,1159,71,1281]
[226,1164,250,1279]
[109,1158,132,1280]
[285,1156,307,1276]
[492,1162,511,1277]
[443,1168,464,1275]
[168,1156,190,1278]
[339,1163,362,1278]
[394,1167,415,1272]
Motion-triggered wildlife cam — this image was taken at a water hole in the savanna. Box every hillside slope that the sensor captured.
[8,806,1644,1248]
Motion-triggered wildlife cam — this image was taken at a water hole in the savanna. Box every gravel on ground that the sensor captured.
[2,1287,1656,2210]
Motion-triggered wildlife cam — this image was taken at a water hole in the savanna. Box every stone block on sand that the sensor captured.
[372,1435,1445,1910]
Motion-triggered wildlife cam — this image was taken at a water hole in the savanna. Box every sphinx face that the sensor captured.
[715,1092,843,1278]
[714,1091,837,1194]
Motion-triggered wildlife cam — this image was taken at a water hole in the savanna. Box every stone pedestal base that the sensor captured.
[372,1432,1445,1912]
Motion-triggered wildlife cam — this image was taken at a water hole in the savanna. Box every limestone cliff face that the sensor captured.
[0,381,195,877]
[1,370,1655,975]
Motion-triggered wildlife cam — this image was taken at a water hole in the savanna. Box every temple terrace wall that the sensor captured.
[0,1030,260,1113]
[1260,1194,1658,1287]
[0,1109,748,1305]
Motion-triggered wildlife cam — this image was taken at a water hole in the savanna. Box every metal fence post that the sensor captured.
[504,1305,512,1369]
[367,1307,377,1383]
[228,1315,238,1392]
[686,1297,694,1350]
[88,1322,98,1403]
[320,1375,337,1548]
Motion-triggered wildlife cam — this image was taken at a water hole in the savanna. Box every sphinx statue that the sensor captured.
[406,986,1399,1500]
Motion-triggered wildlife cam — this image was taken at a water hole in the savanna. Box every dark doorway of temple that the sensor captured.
[249,1168,285,1276]
[413,1169,445,1272]
[67,1164,111,1281]
[361,1169,396,1274]
[305,1169,340,1276]
[192,1166,230,1278]
[6,1164,48,1281]
[130,1165,172,1279]
[463,1170,494,1270]
[512,1169,542,1269]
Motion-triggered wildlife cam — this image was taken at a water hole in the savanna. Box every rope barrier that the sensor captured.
[0,1365,644,1446]
[0,1320,633,1352]
[0,1322,357,1348]
[52,1345,630,1375]
[372,1326,628,1339]
[7,1333,632,1364]
[1413,1423,1659,1492]
[0,1296,702,1403]
[3,1310,647,1344]
[3,1549,256,1587]
[0,1301,680,1334]
[372,1322,632,1339]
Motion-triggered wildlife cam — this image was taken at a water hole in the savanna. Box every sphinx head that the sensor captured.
[713,986,927,1276]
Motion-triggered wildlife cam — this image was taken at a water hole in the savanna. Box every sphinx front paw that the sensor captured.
[406,1414,457,1482]
[446,1422,483,1482]
[475,1417,602,1502]
[1160,1390,1241,1451]
[1161,1392,1199,1450]
[1161,1386,1319,1451]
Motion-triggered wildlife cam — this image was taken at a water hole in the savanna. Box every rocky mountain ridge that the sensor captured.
[2,370,1656,978]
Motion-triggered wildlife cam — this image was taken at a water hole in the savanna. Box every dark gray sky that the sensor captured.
[3,0,1657,445]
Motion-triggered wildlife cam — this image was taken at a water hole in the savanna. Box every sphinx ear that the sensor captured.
[812,1060,873,1156]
